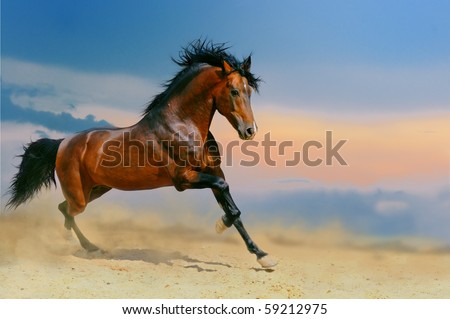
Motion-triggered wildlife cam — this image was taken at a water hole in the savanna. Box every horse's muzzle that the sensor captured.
[239,122,257,140]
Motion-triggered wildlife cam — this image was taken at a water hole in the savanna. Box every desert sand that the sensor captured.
[1,200,450,299]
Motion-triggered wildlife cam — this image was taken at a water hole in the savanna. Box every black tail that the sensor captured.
[6,138,64,209]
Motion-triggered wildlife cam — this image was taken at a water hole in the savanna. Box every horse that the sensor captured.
[6,40,277,268]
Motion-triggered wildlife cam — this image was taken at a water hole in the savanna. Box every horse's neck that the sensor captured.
[164,67,219,137]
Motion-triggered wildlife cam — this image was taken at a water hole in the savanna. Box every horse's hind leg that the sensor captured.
[58,201,99,252]
[58,186,111,252]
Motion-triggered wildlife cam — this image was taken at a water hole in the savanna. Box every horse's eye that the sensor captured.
[231,89,240,97]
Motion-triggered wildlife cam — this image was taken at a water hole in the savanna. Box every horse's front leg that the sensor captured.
[173,170,277,268]
[213,188,277,268]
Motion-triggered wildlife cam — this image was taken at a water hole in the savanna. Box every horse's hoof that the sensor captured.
[215,217,228,234]
[257,255,278,268]
[81,241,100,253]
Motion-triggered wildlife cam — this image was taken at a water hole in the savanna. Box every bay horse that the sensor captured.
[7,40,276,268]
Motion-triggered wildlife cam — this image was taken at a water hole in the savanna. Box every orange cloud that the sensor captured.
[209,108,450,189]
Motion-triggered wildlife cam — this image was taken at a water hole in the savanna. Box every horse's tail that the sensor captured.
[6,138,64,209]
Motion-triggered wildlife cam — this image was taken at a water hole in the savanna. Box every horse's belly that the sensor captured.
[91,165,173,191]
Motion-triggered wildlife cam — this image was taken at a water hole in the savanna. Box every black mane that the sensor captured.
[143,39,261,116]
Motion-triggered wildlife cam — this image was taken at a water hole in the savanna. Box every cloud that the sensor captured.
[2,92,112,133]
[2,58,160,126]
[239,187,450,243]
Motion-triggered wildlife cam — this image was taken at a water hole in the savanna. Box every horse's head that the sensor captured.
[214,56,259,140]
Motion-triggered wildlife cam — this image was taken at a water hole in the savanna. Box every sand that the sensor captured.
[1,202,450,299]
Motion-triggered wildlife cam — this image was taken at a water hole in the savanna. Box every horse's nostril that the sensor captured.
[246,127,255,136]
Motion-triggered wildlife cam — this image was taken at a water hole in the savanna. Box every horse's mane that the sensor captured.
[143,39,261,116]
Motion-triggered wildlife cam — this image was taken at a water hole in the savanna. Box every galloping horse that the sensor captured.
[7,40,276,268]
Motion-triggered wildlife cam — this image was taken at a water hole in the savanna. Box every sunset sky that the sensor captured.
[2,0,449,242]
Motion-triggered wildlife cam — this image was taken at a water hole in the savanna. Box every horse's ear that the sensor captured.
[242,55,252,72]
[222,60,233,74]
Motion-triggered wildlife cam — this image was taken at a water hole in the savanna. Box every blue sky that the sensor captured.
[1,0,450,243]
[4,0,450,70]
[3,0,450,114]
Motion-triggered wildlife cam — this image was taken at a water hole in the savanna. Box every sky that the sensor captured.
[1,0,450,243]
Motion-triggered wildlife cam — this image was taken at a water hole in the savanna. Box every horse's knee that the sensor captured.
[60,199,86,218]
[68,204,85,217]
[214,178,229,192]
[62,203,85,229]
